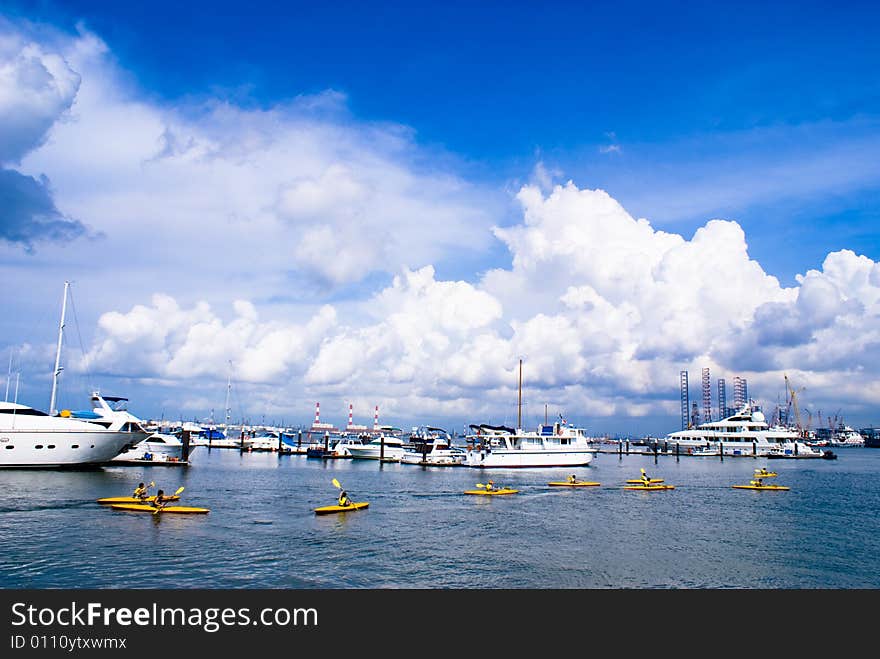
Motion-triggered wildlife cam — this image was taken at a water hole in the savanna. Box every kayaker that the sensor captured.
[133,482,149,500]
[338,490,352,507]
[485,480,495,491]
[152,489,172,510]
[640,468,651,485]
[568,474,577,484]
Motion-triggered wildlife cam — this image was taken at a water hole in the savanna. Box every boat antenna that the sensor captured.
[517,358,523,431]
[49,281,70,416]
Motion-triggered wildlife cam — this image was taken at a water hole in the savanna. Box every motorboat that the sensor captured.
[463,421,596,468]
[247,430,298,452]
[663,404,825,458]
[112,433,189,464]
[828,426,865,447]
[401,429,466,465]
[345,434,407,461]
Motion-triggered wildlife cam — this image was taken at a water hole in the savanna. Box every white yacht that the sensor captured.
[345,434,407,461]
[829,426,865,447]
[664,405,825,458]
[0,282,148,467]
[0,401,146,467]
[463,421,596,468]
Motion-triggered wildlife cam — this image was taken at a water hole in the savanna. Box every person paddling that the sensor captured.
[568,474,578,484]
[152,489,172,510]
[133,482,149,500]
[640,468,651,485]
[338,490,352,507]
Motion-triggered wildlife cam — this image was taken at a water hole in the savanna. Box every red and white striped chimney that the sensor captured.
[373,405,379,430]
[348,403,353,427]
[314,402,320,425]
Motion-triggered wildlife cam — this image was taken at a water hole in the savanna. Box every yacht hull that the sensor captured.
[464,449,594,468]
[0,429,144,467]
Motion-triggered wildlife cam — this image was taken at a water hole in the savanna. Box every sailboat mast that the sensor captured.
[224,360,233,433]
[49,281,70,416]
[517,358,522,430]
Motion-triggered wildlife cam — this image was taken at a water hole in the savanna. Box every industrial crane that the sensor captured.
[784,374,805,436]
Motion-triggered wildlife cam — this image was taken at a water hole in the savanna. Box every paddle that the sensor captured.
[153,486,184,515]
[331,478,352,506]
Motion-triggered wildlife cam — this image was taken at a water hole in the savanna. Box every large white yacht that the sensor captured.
[0,401,146,467]
[463,421,596,468]
[664,404,825,458]
[0,282,148,467]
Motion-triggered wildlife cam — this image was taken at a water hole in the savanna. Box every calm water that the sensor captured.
[1,447,879,589]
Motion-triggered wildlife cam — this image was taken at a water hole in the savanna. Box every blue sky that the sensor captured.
[2,1,880,434]
[17,0,878,281]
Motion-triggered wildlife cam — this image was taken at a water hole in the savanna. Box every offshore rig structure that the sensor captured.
[678,368,748,430]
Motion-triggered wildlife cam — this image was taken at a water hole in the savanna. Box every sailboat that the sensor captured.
[192,364,253,449]
[463,359,596,468]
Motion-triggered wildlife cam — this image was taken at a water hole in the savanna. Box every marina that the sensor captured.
[1,446,879,589]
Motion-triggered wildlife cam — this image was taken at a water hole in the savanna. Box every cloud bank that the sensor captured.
[4,19,880,433]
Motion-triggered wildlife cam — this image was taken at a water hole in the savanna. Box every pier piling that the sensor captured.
[181,430,191,462]
[719,442,724,462]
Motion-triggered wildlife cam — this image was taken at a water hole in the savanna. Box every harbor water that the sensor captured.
[2,447,879,589]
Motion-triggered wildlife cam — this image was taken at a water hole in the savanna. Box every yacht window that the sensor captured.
[4,445,13,449]
[48,445,55,449]
[71,445,79,449]
[1,408,48,416]
[35,445,43,449]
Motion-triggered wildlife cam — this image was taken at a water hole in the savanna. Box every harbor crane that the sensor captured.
[784,374,805,436]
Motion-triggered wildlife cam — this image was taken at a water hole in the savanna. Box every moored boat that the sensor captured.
[664,404,825,458]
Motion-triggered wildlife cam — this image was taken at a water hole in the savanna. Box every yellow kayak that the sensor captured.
[97,495,180,504]
[753,471,778,478]
[109,504,209,514]
[548,481,601,487]
[733,484,789,491]
[314,502,370,515]
[464,489,519,495]
[626,478,664,484]
[624,484,675,491]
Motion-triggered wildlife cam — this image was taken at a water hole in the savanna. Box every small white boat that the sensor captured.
[345,434,406,461]
[112,433,189,464]
[401,431,466,466]
[247,431,298,452]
